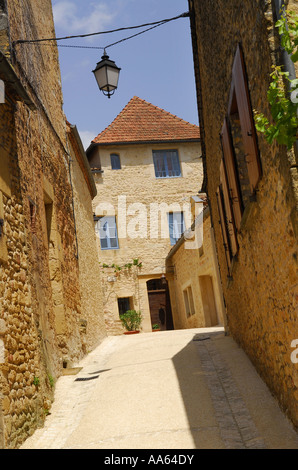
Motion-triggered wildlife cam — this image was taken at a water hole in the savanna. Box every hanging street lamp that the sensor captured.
[92,50,121,98]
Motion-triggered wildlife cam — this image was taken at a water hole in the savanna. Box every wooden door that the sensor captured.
[199,275,218,327]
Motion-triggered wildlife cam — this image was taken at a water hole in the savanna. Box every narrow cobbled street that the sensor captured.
[21,327,298,450]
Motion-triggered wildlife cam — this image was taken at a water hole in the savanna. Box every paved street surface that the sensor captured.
[21,327,298,449]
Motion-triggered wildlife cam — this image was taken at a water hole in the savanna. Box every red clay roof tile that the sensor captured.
[92,96,200,145]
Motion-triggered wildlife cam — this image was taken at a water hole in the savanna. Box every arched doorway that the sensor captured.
[146,278,174,331]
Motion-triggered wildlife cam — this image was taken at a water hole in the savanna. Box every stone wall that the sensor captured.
[189,0,298,427]
[0,0,105,448]
[67,123,107,352]
[0,97,44,448]
[166,208,226,330]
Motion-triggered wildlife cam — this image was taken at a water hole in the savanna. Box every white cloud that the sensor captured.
[53,1,115,37]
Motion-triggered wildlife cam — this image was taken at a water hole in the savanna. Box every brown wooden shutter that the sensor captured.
[216,185,232,272]
[230,44,262,193]
[221,117,243,230]
[219,159,238,258]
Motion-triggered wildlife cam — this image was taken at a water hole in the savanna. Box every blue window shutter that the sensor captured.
[111,154,121,170]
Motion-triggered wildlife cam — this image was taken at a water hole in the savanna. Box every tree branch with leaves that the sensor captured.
[254,7,298,149]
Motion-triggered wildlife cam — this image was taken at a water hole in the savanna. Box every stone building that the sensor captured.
[188,0,298,427]
[86,96,210,334]
[0,0,105,448]
[166,197,226,330]
[66,122,107,353]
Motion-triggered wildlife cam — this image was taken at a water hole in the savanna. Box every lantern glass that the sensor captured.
[105,66,120,90]
[94,66,108,91]
[93,53,121,97]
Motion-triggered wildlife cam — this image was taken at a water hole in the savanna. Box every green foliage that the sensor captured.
[101,259,142,272]
[254,8,298,149]
[48,374,55,388]
[33,376,40,387]
[276,8,298,62]
[152,323,160,330]
[119,309,142,331]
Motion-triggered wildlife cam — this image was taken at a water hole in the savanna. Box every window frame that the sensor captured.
[216,185,232,272]
[110,153,121,170]
[183,285,195,317]
[152,149,181,178]
[96,215,119,250]
[220,117,243,231]
[228,44,262,194]
[168,211,185,246]
[118,297,132,316]
[216,43,262,277]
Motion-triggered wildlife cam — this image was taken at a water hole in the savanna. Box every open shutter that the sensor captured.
[221,117,243,230]
[230,44,261,192]
[220,160,238,257]
[216,186,232,272]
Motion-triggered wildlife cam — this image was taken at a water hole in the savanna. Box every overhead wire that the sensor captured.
[12,12,190,51]
[39,20,171,51]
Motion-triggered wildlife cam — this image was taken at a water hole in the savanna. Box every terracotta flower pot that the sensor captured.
[124,330,140,335]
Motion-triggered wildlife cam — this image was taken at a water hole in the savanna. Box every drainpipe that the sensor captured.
[273,0,296,79]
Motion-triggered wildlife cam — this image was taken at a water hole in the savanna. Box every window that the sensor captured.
[216,181,233,273]
[216,44,262,276]
[220,118,243,231]
[183,285,195,317]
[96,216,119,250]
[168,212,185,245]
[118,297,132,316]
[215,159,239,276]
[110,153,121,170]
[228,44,261,194]
[153,150,181,178]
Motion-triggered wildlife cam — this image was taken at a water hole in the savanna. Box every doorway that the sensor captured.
[199,275,218,326]
[146,278,173,331]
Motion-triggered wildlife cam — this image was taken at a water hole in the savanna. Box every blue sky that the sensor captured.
[52,0,198,149]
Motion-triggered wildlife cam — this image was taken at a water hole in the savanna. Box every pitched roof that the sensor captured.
[91,96,200,146]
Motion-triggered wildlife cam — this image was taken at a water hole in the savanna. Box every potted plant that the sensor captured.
[152,323,160,332]
[120,309,142,334]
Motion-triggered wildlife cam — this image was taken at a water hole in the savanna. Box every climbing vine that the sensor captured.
[101,258,142,273]
[254,7,298,149]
